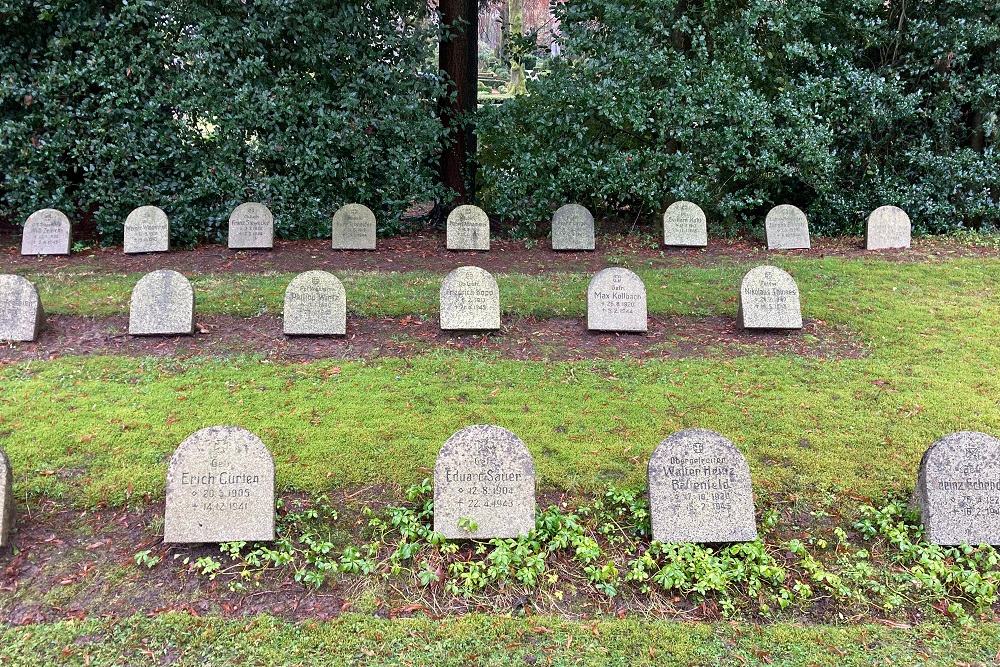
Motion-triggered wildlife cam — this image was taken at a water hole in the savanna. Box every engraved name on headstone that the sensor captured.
[439,266,500,331]
[551,204,596,251]
[283,270,347,336]
[587,268,648,332]
[446,205,490,251]
[737,265,803,330]
[765,204,810,250]
[124,206,170,254]
[0,275,44,342]
[663,201,708,247]
[128,270,195,335]
[21,209,71,256]
[228,202,274,250]
[331,204,377,250]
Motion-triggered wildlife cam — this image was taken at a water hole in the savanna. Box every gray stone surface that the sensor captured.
[765,204,810,250]
[440,266,500,331]
[331,204,377,250]
[866,205,911,250]
[164,426,275,544]
[738,265,802,330]
[446,205,490,251]
[124,206,170,254]
[587,268,647,332]
[0,275,44,342]
[129,270,194,336]
[228,202,274,249]
[551,204,595,251]
[283,270,346,336]
[663,201,707,247]
[434,425,535,539]
[648,428,758,543]
[0,448,13,548]
[21,208,71,256]
[916,431,1000,545]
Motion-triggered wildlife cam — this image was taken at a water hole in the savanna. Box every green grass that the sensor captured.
[0,613,996,666]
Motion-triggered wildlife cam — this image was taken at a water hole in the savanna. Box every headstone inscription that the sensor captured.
[124,206,170,254]
[439,266,500,331]
[648,428,757,543]
[331,204,377,250]
[283,270,346,336]
[0,448,13,548]
[164,426,275,543]
[20,209,71,256]
[866,205,911,250]
[228,202,274,250]
[587,268,647,333]
[446,205,490,251]
[551,204,595,251]
[434,425,536,539]
[737,265,803,330]
[128,270,195,335]
[915,431,1000,545]
[0,275,44,342]
[765,204,810,250]
[662,201,708,247]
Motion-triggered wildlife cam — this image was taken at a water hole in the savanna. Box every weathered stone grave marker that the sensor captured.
[648,429,757,543]
[164,426,275,543]
[663,201,707,247]
[283,270,346,336]
[129,270,194,335]
[866,205,911,250]
[738,265,802,330]
[587,268,647,332]
[765,204,810,250]
[21,209,71,256]
[331,204,376,250]
[0,275,44,342]
[439,266,500,331]
[446,205,490,251]
[228,202,274,249]
[551,204,595,251]
[124,205,170,254]
[916,431,1000,545]
[434,425,535,539]
[0,448,13,548]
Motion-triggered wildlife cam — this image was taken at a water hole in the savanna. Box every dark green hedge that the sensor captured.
[479,0,1000,237]
[0,0,446,246]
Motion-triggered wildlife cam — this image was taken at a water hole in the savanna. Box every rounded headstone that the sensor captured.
[283,270,347,336]
[434,425,536,539]
[164,426,276,544]
[0,275,44,342]
[228,202,274,249]
[128,270,195,336]
[124,206,170,254]
[866,205,911,250]
[0,448,13,547]
[916,431,1000,545]
[738,265,803,330]
[648,429,757,543]
[587,268,647,333]
[663,201,708,247]
[446,205,490,251]
[765,204,810,250]
[331,204,377,250]
[21,208,71,256]
[439,266,500,331]
[551,204,595,251]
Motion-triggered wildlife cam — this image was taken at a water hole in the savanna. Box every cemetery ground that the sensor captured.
[2,234,1000,664]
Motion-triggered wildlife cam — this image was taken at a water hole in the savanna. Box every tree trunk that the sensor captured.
[508,0,526,95]
[438,0,479,207]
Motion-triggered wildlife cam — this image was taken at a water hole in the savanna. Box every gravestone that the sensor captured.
[21,209,71,256]
[0,448,13,548]
[866,205,911,250]
[446,205,490,251]
[164,426,275,543]
[331,204,376,250]
[124,206,170,254]
[129,270,194,335]
[648,429,757,543]
[662,201,707,247]
[283,270,346,336]
[440,266,500,331]
[228,202,274,249]
[551,204,595,251]
[0,275,44,342]
[587,268,647,332]
[916,431,1000,545]
[765,205,810,250]
[434,425,535,539]
[738,265,802,330]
